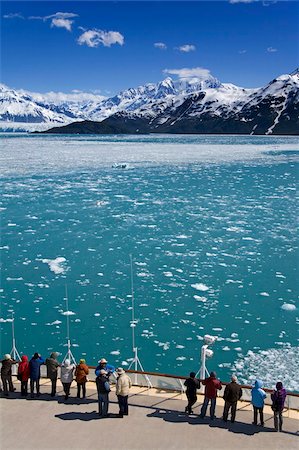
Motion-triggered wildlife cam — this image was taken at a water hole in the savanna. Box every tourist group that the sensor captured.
[1,353,287,431]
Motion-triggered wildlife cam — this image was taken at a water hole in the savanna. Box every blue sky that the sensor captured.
[1,1,298,94]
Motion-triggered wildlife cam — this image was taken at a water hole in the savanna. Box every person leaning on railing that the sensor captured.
[199,371,222,420]
[1,354,16,396]
[45,352,60,397]
[75,358,89,399]
[29,352,44,397]
[222,375,243,423]
[271,382,287,432]
[184,372,200,415]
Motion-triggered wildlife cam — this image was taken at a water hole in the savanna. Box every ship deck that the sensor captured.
[1,379,298,449]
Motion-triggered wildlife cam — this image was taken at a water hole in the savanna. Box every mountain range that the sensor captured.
[1,69,298,135]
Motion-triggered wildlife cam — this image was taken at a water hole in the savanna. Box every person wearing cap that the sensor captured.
[95,358,115,378]
[75,358,89,399]
[222,375,243,423]
[1,354,16,396]
[199,371,222,420]
[116,368,132,417]
[29,352,44,397]
[271,381,287,432]
[45,352,60,397]
[184,372,200,414]
[96,369,111,417]
[60,359,76,400]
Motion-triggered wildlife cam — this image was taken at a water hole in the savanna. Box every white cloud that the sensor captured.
[267,46,277,52]
[26,89,106,104]
[29,12,78,32]
[177,44,196,53]
[51,18,73,32]
[229,0,257,3]
[29,12,78,21]
[154,42,167,50]
[78,29,124,48]
[238,49,247,54]
[3,12,24,19]
[163,67,211,79]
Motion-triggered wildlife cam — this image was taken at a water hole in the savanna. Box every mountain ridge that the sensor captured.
[1,70,298,135]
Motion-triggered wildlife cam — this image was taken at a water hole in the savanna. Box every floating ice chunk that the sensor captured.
[48,320,62,326]
[6,277,23,281]
[163,272,173,277]
[41,257,67,274]
[121,361,129,366]
[260,292,270,297]
[61,310,76,316]
[281,303,296,311]
[191,283,209,292]
[94,313,101,317]
[110,350,120,355]
[194,295,207,302]
[0,318,13,323]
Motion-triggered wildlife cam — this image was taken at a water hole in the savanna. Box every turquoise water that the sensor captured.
[0,134,298,390]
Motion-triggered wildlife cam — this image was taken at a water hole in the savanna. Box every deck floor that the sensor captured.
[1,380,298,449]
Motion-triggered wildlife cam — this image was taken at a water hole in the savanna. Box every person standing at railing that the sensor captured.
[1,354,16,396]
[45,352,60,397]
[116,367,132,418]
[271,381,287,432]
[60,359,76,400]
[184,372,200,415]
[29,353,44,397]
[75,358,89,399]
[199,371,222,420]
[251,379,267,426]
[222,375,242,423]
[96,369,111,417]
[17,355,30,396]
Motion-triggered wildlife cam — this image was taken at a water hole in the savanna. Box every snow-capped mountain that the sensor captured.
[1,69,298,134]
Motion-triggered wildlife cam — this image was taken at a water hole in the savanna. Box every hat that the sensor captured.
[79,358,86,364]
[99,358,107,364]
[4,354,11,360]
[100,369,107,375]
[117,367,125,374]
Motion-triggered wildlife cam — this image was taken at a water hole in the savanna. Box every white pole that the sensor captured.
[200,344,207,381]
[130,254,135,353]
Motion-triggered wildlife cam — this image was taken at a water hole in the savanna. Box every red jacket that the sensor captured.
[202,376,222,399]
[18,355,30,381]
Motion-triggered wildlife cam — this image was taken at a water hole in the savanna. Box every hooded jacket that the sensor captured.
[271,387,287,411]
[18,356,30,382]
[75,363,89,384]
[202,375,222,399]
[251,380,267,408]
[60,361,75,384]
[29,356,44,380]
[45,353,60,380]
[116,373,132,397]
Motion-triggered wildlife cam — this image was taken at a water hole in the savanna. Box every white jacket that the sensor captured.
[60,364,75,383]
[116,373,132,396]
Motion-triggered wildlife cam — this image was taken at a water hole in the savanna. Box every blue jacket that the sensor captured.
[251,379,267,408]
[29,357,44,380]
[95,363,115,377]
